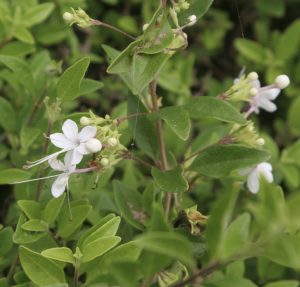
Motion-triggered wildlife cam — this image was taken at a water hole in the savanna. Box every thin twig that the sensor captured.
[149,80,171,217]
[91,19,136,40]
[123,151,154,169]
[7,254,19,284]
[116,112,148,126]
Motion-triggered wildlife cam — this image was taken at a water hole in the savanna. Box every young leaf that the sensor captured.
[18,200,42,220]
[135,231,194,267]
[82,216,121,249]
[79,79,103,96]
[19,246,66,285]
[0,55,35,96]
[43,194,66,226]
[42,247,75,265]
[184,97,246,125]
[158,106,191,140]
[21,219,48,232]
[151,166,189,193]
[13,26,35,44]
[234,39,268,63]
[190,144,270,178]
[221,213,251,259]
[82,236,121,262]
[57,57,90,101]
[23,3,55,27]
[0,97,16,132]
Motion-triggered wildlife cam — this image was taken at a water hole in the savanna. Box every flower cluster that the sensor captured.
[23,114,125,198]
[63,8,92,28]
[171,0,190,12]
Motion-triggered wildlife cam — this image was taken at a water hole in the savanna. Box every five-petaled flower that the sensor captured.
[240,162,273,194]
[26,119,102,168]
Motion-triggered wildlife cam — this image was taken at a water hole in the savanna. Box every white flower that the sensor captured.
[26,119,102,168]
[240,162,273,194]
[187,15,197,26]
[48,153,75,198]
[274,74,290,89]
[249,79,280,113]
[63,12,74,21]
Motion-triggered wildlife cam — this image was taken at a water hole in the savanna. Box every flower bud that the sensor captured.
[249,88,258,96]
[107,137,118,147]
[100,158,109,166]
[63,12,74,22]
[181,2,190,9]
[187,15,197,26]
[256,138,265,146]
[85,138,102,153]
[274,75,290,89]
[80,116,90,126]
[247,72,258,81]
[142,23,149,31]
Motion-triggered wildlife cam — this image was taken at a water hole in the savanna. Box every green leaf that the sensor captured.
[57,57,90,101]
[206,186,239,260]
[82,236,121,262]
[13,26,35,44]
[111,262,140,287]
[20,126,41,150]
[190,144,270,178]
[221,213,251,259]
[19,246,66,285]
[79,78,103,96]
[18,200,42,220]
[127,94,159,159]
[43,194,65,226]
[264,281,299,287]
[263,234,300,269]
[0,97,16,132]
[158,106,191,140]
[135,231,194,267]
[178,0,213,26]
[151,166,188,193]
[184,97,246,125]
[276,20,300,61]
[0,55,35,96]
[235,39,269,63]
[42,247,75,265]
[82,216,121,249]
[0,169,32,185]
[57,202,92,238]
[0,42,35,57]
[23,3,55,27]
[0,227,13,256]
[21,219,48,232]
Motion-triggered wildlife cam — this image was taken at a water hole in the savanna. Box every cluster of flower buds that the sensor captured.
[228,121,265,148]
[21,113,125,198]
[63,8,92,28]
[171,0,190,12]
[224,71,290,117]
[184,205,208,235]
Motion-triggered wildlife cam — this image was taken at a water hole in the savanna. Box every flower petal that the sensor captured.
[48,157,65,171]
[257,97,277,112]
[251,79,261,89]
[77,143,90,155]
[78,126,97,142]
[62,119,79,142]
[260,88,280,100]
[51,173,69,198]
[64,151,76,172]
[71,149,83,165]
[247,170,260,194]
[26,149,67,169]
[50,133,75,149]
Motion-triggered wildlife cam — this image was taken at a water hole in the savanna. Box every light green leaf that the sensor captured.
[82,216,121,249]
[42,247,75,265]
[263,234,300,269]
[264,281,299,287]
[110,262,140,287]
[221,213,251,259]
[23,3,55,27]
[82,236,121,262]
[79,78,103,96]
[19,246,66,285]
[0,169,31,185]
[43,194,65,226]
[20,126,41,150]
[158,106,191,140]
[235,39,269,63]
[21,219,48,232]
[57,57,90,101]
[276,20,300,61]
[57,202,92,238]
[13,26,35,44]
[184,97,246,125]
[0,97,16,132]
[135,231,194,267]
[151,166,188,193]
[18,200,42,220]
[0,42,35,57]
[0,55,35,96]
[190,144,270,178]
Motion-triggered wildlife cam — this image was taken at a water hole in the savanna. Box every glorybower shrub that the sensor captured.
[0,0,300,286]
